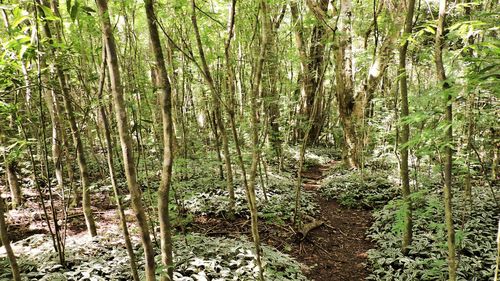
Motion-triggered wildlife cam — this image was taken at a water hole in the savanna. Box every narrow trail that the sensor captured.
[188,161,374,280]
[298,162,373,281]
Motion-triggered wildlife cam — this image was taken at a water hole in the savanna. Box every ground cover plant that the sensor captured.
[367,187,498,281]
[0,232,307,281]
[320,167,400,209]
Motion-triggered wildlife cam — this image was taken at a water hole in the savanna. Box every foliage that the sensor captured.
[0,231,308,281]
[178,166,318,223]
[367,187,498,281]
[320,167,400,208]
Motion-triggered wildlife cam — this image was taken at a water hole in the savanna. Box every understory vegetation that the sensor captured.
[0,0,498,280]
[0,232,307,281]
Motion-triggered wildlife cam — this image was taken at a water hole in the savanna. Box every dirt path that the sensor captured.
[189,162,374,280]
[297,163,373,281]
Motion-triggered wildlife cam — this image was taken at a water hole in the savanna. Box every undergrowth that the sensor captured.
[320,168,400,208]
[0,232,307,281]
[367,187,498,281]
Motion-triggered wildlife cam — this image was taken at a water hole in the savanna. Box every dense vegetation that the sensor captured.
[0,0,498,280]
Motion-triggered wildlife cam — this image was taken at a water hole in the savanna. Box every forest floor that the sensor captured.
[4,161,374,280]
[190,162,374,281]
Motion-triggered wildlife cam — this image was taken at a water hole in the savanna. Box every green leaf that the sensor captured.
[12,15,29,27]
[70,1,79,21]
[40,5,59,21]
[66,0,72,14]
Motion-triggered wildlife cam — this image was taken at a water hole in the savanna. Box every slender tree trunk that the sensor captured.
[98,46,140,281]
[495,217,500,281]
[0,189,21,281]
[243,1,272,279]
[143,1,175,280]
[5,158,22,208]
[435,0,456,280]
[191,0,235,218]
[398,0,416,255]
[37,0,97,237]
[96,1,157,280]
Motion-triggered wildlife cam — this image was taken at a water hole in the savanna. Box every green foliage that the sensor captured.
[367,188,498,281]
[178,163,318,222]
[320,168,400,208]
[0,231,308,280]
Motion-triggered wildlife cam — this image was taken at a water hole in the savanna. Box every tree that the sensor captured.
[0,189,21,281]
[37,0,97,237]
[143,0,175,279]
[434,0,457,279]
[97,47,140,281]
[95,0,157,279]
[398,0,416,255]
[334,0,359,168]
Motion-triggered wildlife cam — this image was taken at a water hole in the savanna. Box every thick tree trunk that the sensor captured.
[143,1,175,280]
[335,0,360,169]
[435,0,457,280]
[96,1,157,280]
[290,0,328,144]
[398,0,416,255]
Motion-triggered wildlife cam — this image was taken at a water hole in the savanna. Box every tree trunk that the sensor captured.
[96,1,157,280]
[435,0,457,280]
[191,0,235,218]
[5,158,22,208]
[335,0,360,169]
[143,0,175,280]
[398,0,416,255]
[37,0,97,237]
[290,0,328,144]
[98,46,140,281]
[0,190,21,281]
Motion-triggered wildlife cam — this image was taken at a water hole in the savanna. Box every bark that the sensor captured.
[264,5,284,161]
[434,0,457,280]
[98,46,140,281]
[5,159,22,208]
[290,0,329,143]
[245,1,272,279]
[335,0,359,168]
[398,0,416,255]
[95,1,157,280]
[495,218,500,281]
[143,1,175,280]
[0,190,21,281]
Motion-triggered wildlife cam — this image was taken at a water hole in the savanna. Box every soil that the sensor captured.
[189,162,374,281]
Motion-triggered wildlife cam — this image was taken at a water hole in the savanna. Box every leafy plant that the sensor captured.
[367,187,498,281]
[320,168,400,208]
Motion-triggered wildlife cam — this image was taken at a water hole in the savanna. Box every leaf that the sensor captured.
[66,0,72,14]
[12,15,29,27]
[40,5,59,21]
[81,5,96,15]
[0,4,16,10]
[70,1,79,21]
